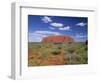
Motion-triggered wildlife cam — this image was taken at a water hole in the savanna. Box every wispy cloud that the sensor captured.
[41,16,52,23]
[50,22,63,28]
[29,33,45,42]
[76,22,87,27]
[49,27,55,30]
[41,16,71,31]
[73,33,87,42]
[50,22,71,31]
[59,26,71,31]
[75,33,87,38]
[29,31,62,42]
[34,31,62,35]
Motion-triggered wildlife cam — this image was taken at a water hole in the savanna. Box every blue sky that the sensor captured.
[28,15,88,42]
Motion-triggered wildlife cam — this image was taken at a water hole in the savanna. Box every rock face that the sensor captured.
[42,35,74,43]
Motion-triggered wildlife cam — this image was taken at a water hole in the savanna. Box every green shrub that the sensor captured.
[67,48,74,54]
[51,50,61,55]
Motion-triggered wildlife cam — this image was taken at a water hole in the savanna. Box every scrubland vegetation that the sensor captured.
[28,42,88,66]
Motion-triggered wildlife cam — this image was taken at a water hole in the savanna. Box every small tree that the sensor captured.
[85,40,88,45]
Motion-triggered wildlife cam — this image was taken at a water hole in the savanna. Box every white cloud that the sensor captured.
[50,22,63,28]
[50,22,71,31]
[59,26,71,31]
[29,31,62,42]
[75,33,87,38]
[34,31,62,35]
[76,22,87,27]
[41,16,52,23]
[28,33,43,42]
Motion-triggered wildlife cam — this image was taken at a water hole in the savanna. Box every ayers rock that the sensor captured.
[42,35,74,43]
